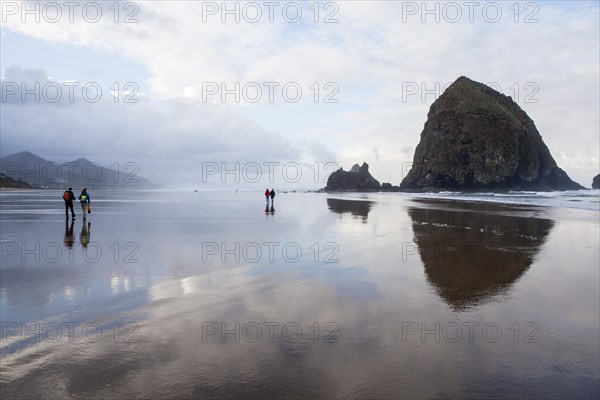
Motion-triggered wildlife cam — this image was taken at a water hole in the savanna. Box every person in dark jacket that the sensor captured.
[63,187,76,219]
[270,189,276,205]
[79,188,91,219]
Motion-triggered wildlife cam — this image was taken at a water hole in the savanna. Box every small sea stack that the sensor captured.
[323,162,381,192]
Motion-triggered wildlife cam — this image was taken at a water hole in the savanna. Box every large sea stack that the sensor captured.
[400,76,583,191]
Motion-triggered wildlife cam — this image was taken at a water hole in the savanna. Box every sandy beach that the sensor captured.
[1,190,598,399]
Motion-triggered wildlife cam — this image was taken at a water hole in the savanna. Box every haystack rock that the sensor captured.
[593,174,600,189]
[323,162,381,192]
[400,76,584,191]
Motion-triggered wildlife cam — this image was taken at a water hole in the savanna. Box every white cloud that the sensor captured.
[1,67,338,188]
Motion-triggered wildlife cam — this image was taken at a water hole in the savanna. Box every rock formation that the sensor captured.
[400,76,583,191]
[593,174,600,189]
[323,162,381,192]
[381,182,401,192]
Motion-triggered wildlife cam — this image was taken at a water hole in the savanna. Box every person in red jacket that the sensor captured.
[63,187,76,219]
[264,188,271,206]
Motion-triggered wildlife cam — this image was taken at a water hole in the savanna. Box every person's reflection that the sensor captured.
[80,222,91,248]
[63,219,75,248]
[327,198,373,222]
[407,200,554,311]
[265,205,275,215]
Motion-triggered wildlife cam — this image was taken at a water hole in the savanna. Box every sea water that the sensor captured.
[1,190,598,399]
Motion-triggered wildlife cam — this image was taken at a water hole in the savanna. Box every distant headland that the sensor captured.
[0,151,156,189]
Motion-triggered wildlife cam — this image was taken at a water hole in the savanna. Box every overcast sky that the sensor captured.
[1,0,598,189]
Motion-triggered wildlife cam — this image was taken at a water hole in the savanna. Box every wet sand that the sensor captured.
[1,191,598,399]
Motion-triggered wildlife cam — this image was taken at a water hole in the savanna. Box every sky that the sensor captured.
[1,0,599,189]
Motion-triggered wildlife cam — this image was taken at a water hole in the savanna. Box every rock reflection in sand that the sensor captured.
[327,198,374,222]
[408,199,554,310]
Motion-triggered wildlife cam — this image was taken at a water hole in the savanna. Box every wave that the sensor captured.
[413,189,600,211]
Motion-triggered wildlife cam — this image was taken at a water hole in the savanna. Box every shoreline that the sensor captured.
[2,188,598,212]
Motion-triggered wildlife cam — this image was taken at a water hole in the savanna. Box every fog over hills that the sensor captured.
[0,151,156,189]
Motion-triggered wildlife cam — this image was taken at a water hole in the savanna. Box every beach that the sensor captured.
[1,190,599,399]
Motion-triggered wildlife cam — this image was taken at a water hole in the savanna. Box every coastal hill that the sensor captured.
[400,76,583,191]
[593,174,600,189]
[0,174,35,188]
[0,151,156,189]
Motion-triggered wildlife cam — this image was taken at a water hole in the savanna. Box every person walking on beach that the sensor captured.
[63,187,76,219]
[79,188,91,219]
[270,189,276,206]
[265,188,271,206]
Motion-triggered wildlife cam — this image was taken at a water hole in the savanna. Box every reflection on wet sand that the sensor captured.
[80,222,91,248]
[327,198,374,222]
[0,269,350,399]
[2,192,597,399]
[408,199,554,311]
[64,219,75,248]
[265,205,275,215]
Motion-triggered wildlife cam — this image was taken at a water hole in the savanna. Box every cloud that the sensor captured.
[1,67,337,188]
[372,147,380,161]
